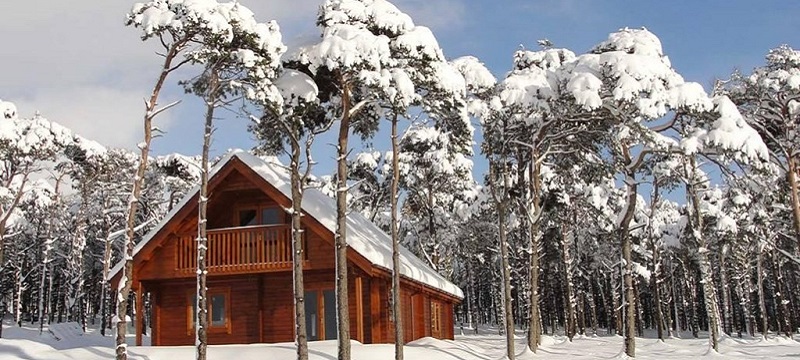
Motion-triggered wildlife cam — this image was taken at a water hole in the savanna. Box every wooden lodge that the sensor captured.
[108,150,462,346]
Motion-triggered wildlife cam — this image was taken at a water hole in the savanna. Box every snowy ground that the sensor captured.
[0,321,798,359]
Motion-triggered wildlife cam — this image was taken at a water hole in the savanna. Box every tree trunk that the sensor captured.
[38,261,48,335]
[14,266,22,327]
[685,267,699,338]
[335,74,352,360]
[39,179,61,335]
[588,283,599,336]
[720,250,733,336]
[561,221,577,341]
[526,153,542,351]
[669,259,679,338]
[634,278,645,337]
[70,192,88,332]
[610,272,622,336]
[578,292,587,336]
[649,183,666,341]
[290,130,309,360]
[490,160,515,360]
[597,275,611,335]
[466,259,478,334]
[770,252,792,338]
[757,252,768,340]
[390,114,404,360]
[101,223,113,337]
[619,145,638,357]
[735,270,754,337]
[787,155,800,254]
[685,158,721,351]
[195,68,218,360]
[47,264,54,325]
[117,38,185,360]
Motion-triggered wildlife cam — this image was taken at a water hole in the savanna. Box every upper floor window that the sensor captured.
[238,206,284,226]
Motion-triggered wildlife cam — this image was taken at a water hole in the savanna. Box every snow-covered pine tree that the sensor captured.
[556,28,720,357]
[300,2,397,355]
[675,94,768,350]
[481,110,519,359]
[180,4,285,359]
[398,125,474,278]
[301,1,480,358]
[486,45,610,352]
[126,2,285,359]
[346,151,392,231]
[59,138,108,333]
[0,104,88,337]
[122,2,201,357]
[251,66,329,360]
[723,46,800,254]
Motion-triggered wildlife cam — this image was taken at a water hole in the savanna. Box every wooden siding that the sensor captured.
[147,270,457,346]
[151,276,261,346]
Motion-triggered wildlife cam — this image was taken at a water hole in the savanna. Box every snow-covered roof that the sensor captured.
[109,149,463,299]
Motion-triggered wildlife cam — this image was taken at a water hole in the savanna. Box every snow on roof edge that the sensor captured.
[109,149,464,299]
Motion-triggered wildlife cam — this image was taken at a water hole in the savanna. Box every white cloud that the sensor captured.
[0,0,466,153]
[0,0,157,90]
[14,85,175,150]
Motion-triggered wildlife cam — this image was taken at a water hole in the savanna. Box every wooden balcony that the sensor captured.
[175,224,306,275]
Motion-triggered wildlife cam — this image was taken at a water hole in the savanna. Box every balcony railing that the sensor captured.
[175,224,305,274]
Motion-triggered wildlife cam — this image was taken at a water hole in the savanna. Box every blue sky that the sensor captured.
[1,0,798,180]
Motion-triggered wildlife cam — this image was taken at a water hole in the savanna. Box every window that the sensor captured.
[261,208,283,225]
[239,209,258,226]
[188,288,231,335]
[210,294,227,327]
[237,206,284,226]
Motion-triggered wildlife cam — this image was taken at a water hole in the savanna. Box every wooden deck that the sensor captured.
[175,224,306,274]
